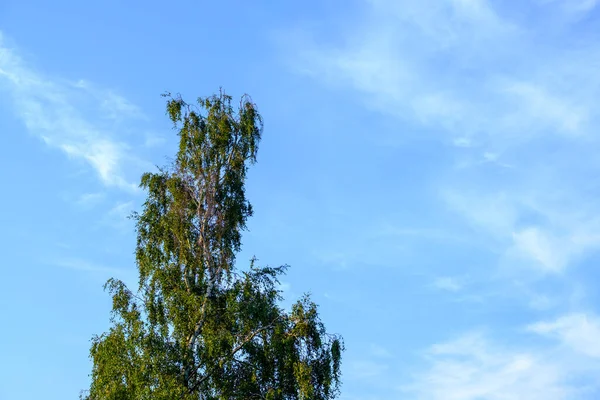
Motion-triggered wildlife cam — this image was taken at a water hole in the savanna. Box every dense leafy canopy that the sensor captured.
[82,91,343,400]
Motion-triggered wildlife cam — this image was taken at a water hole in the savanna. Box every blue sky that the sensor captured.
[2,0,600,398]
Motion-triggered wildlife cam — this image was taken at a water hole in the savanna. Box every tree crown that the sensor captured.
[83,90,343,400]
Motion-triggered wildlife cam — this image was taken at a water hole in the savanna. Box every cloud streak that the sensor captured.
[528,313,600,358]
[0,31,144,191]
[406,329,597,399]
[284,1,600,397]
[286,0,600,277]
[54,257,125,275]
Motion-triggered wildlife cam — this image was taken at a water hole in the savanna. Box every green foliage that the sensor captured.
[82,90,343,400]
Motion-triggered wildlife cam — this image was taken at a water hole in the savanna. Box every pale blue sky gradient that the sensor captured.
[2,1,600,399]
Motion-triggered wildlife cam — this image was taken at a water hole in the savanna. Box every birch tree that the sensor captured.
[82,91,343,400]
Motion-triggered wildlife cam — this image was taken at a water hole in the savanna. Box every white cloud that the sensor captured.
[346,359,389,381]
[408,314,600,399]
[75,78,147,123]
[442,191,519,238]
[407,331,590,399]
[143,133,167,148]
[569,0,599,12]
[537,0,599,15]
[100,201,135,232]
[528,313,600,358]
[0,32,143,191]
[444,188,600,274]
[52,257,137,286]
[74,192,105,207]
[508,227,600,274]
[432,276,463,292]
[53,257,125,275]
[287,0,600,142]
[283,2,600,397]
[511,228,566,273]
[482,152,497,162]
[453,137,472,147]
[369,343,393,358]
[501,81,588,136]
[107,201,134,217]
[286,1,600,283]
[527,292,557,310]
[286,0,520,136]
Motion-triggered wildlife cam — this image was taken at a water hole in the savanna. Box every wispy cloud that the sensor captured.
[52,257,137,286]
[443,186,600,274]
[0,31,145,191]
[286,0,600,142]
[100,200,135,232]
[73,79,145,122]
[432,276,463,292]
[143,133,167,148]
[501,81,589,136]
[53,257,125,275]
[285,0,600,278]
[537,0,599,16]
[284,3,600,396]
[528,313,600,358]
[407,329,598,399]
[346,359,389,381]
[74,192,106,208]
[369,343,393,359]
